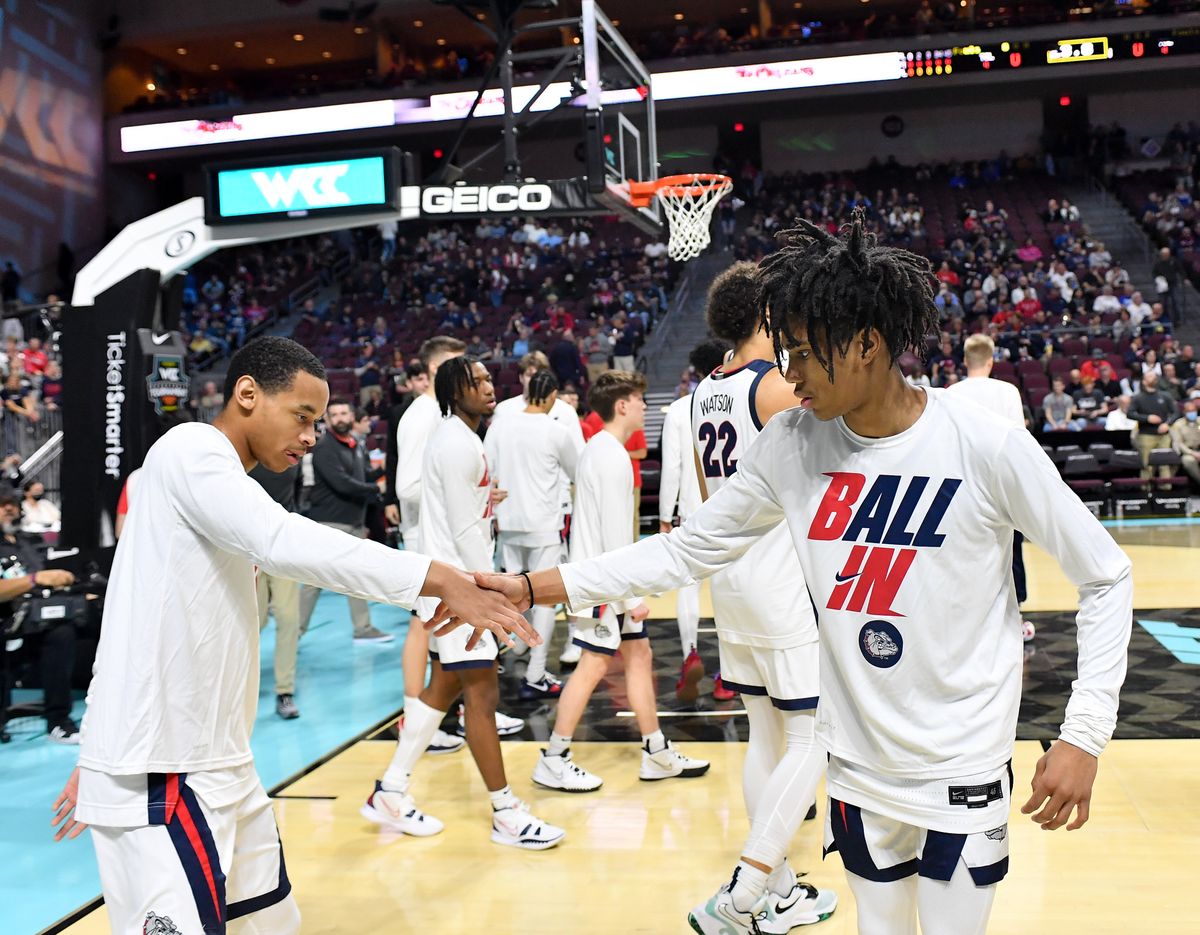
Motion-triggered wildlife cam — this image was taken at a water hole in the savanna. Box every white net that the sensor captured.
[655,175,733,262]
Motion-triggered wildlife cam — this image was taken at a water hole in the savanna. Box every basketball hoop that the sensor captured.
[629,173,733,262]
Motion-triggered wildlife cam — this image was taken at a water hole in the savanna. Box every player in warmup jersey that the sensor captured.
[688,263,836,932]
[394,336,468,755]
[50,337,533,935]
[485,369,582,700]
[945,333,1038,644]
[366,358,564,850]
[479,218,1133,935]
[527,371,709,793]
[658,340,729,701]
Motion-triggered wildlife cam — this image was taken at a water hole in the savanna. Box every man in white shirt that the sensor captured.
[1092,284,1122,315]
[1126,290,1153,327]
[367,357,564,850]
[528,371,710,795]
[395,336,467,756]
[658,340,729,700]
[51,337,532,935]
[485,369,581,699]
[479,219,1132,935]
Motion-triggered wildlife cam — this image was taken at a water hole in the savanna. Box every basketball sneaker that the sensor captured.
[676,647,705,703]
[712,675,737,702]
[275,694,300,720]
[48,718,81,745]
[490,799,566,850]
[1022,620,1036,643]
[359,781,443,837]
[640,738,711,781]
[559,641,582,666]
[532,749,603,792]
[427,729,465,755]
[758,881,838,932]
[455,707,526,737]
[353,624,395,644]
[519,674,563,700]
[688,885,770,935]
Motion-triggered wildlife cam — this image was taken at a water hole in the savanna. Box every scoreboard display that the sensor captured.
[901,25,1200,79]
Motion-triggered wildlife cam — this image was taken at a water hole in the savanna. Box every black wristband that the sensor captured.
[519,572,534,607]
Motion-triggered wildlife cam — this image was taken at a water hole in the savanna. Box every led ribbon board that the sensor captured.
[207,152,396,224]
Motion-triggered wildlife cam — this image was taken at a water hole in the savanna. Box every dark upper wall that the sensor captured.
[0,2,105,300]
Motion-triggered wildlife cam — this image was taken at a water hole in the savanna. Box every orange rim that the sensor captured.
[627,173,732,208]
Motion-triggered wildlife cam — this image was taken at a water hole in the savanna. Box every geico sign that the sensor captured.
[422,184,553,214]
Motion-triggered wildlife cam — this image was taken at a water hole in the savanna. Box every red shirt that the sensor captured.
[19,349,48,374]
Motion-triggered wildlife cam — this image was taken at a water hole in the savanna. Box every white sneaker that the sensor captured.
[758,881,838,932]
[640,738,711,781]
[688,886,769,934]
[1022,620,1036,642]
[427,729,464,756]
[455,707,526,737]
[360,781,444,837]
[490,800,565,850]
[558,641,582,665]
[532,749,603,792]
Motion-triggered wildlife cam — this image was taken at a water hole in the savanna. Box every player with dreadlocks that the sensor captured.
[473,215,1133,934]
[485,368,582,700]
[365,357,565,850]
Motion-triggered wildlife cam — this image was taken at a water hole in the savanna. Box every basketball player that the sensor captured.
[50,337,535,935]
[658,341,728,702]
[527,371,710,793]
[485,369,582,699]
[394,336,469,754]
[493,350,586,666]
[474,218,1133,935]
[366,358,564,849]
[687,263,837,931]
[945,334,1037,643]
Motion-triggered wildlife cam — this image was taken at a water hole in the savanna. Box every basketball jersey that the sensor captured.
[485,411,581,545]
[692,361,817,649]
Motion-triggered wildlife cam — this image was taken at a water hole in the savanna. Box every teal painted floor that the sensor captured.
[1,591,413,935]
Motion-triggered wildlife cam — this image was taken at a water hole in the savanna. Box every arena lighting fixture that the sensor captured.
[437,37,447,45]
[210,64,220,71]
[1059,95,1071,106]
[146,82,156,91]
[176,47,187,55]
[322,51,333,58]
[354,25,368,34]
[674,12,684,19]
[234,40,245,48]
[293,33,305,41]
[413,19,424,26]
[266,57,276,64]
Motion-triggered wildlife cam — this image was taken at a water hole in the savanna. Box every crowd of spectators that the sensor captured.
[119,1,1195,114]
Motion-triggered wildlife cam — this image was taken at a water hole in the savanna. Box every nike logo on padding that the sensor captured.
[834,572,861,583]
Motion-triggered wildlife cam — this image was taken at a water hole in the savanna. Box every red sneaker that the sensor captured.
[712,675,737,702]
[675,648,705,703]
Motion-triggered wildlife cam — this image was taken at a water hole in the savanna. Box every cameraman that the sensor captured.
[0,491,77,742]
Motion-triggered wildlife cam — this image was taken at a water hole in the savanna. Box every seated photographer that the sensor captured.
[0,491,78,743]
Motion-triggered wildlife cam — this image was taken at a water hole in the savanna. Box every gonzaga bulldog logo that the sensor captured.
[144,912,182,935]
[859,620,903,669]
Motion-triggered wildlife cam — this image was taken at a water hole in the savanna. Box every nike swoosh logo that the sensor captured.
[152,333,171,345]
[776,895,802,913]
[834,572,861,583]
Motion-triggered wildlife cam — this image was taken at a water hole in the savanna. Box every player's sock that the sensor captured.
[677,583,699,661]
[730,861,769,913]
[382,698,444,791]
[489,785,519,811]
[524,605,558,684]
[641,729,667,754]
[767,859,797,898]
[546,731,572,757]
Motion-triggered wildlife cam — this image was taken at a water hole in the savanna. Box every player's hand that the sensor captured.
[469,571,532,613]
[630,603,650,623]
[1020,739,1098,831]
[384,504,400,526]
[658,521,672,535]
[489,486,508,506]
[35,570,75,589]
[52,766,88,841]
[421,568,536,649]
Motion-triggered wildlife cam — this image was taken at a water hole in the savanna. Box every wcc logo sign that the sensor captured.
[250,163,353,211]
[146,355,189,415]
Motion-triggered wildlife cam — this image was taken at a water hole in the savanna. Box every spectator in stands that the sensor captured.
[1043,377,1079,432]
[1160,362,1185,402]
[611,313,639,372]
[1071,374,1109,429]
[1130,372,1178,481]
[1141,349,1163,381]
[195,381,223,423]
[1126,291,1152,327]
[1188,361,1200,398]
[1093,284,1121,315]
[1016,238,1043,263]
[378,219,398,262]
[1172,400,1200,489]
[1088,242,1112,270]
[1096,361,1123,400]
[20,479,60,534]
[18,338,47,376]
[581,323,612,385]
[355,343,382,405]
[1152,247,1183,319]
[466,334,491,359]
[549,329,586,390]
[1105,395,1136,440]
[1,366,37,452]
[200,273,225,304]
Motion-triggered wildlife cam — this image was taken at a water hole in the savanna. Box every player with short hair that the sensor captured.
[658,339,729,700]
[51,337,533,935]
[485,369,582,699]
[688,262,836,931]
[476,217,1133,935]
[527,371,710,793]
[366,357,564,850]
